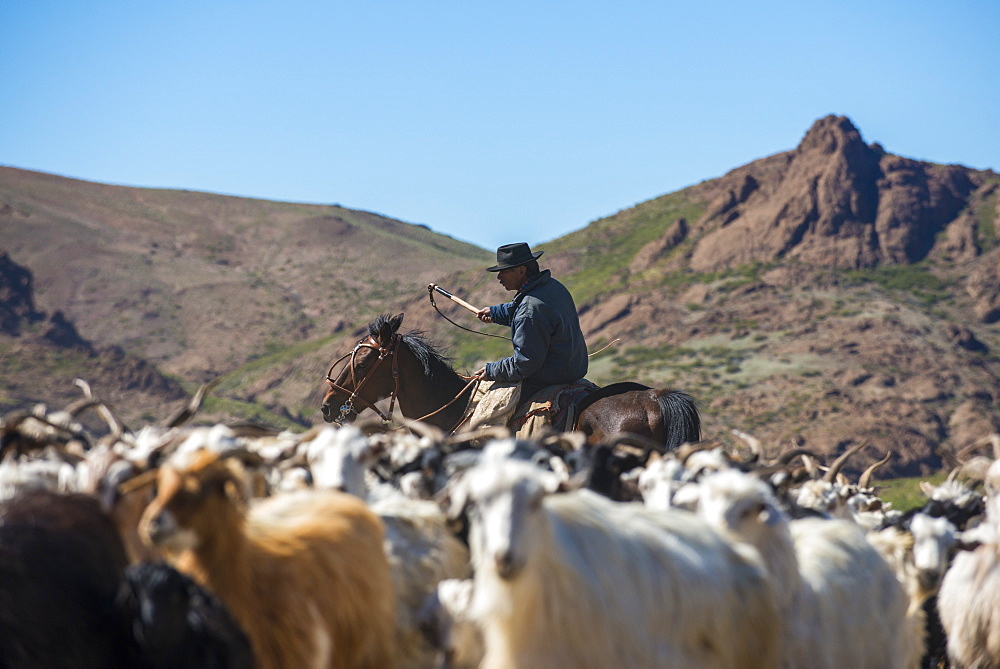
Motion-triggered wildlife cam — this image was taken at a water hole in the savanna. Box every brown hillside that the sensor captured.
[0,167,489,419]
[0,252,187,425]
[1,115,998,477]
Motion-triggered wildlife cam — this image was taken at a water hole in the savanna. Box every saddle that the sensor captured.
[467,380,648,438]
[508,379,600,438]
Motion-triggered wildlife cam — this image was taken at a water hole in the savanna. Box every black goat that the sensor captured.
[0,490,134,668]
[0,490,254,668]
[120,561,254,669]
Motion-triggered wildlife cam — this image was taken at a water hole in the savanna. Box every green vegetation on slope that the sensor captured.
[546,188,708,304]
[879,470,950,512]
[836,263,956,307]
[976,183,998,252]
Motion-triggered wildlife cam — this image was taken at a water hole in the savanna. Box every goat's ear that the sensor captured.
[540,471,566,495]
[758,501,782,526]
[559,470,589,492]
[224,478,247,505]
[919,481,937,498]
[620,467,644,484]
[672,482,700,511]
[360,439,389,466]
[646,451,662,464]
[956,529,983,552]
[438,477,470,522]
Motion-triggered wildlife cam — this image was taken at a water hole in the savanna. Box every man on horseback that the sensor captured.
[471,242,589,406]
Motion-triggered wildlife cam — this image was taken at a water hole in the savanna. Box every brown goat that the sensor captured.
[139,449,397,669]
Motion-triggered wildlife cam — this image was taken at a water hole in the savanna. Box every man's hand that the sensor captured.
[476,307,492,323]
[472,366,488,380]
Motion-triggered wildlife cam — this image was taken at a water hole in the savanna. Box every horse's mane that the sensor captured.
[367,314,456,380]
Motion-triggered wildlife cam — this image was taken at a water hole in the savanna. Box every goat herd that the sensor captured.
[1,381,998,669]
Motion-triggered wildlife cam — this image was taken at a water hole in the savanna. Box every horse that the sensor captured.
[320,313,701,450]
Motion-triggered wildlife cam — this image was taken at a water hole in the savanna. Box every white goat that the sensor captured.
[909,514,960,600]
[635,451,687,511]
[938,534,1000,667]
[938,458,1000,668]
[0,455,78,500]
[695,468,920,669]
[445,449,781,669]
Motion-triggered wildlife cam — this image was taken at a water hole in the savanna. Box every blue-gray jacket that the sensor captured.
[484,270,588,391]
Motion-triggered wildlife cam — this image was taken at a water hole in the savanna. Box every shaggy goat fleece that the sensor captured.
[459,456,780,669]
[142,454,398,669]
[697,469,920,669]
[938,538,1000,668]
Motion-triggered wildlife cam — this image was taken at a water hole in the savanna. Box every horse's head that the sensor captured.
[321,313,404,424]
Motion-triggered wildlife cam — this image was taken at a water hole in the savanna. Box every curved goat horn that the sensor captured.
[775,448,820,465]
[73,378,94,398]
[858,450,892,489]
[983,434,1000,461]
[542,430,587,453]
[950,456,994,486]
[62,397,102,419]
[956,434,1000,462]
[399,418,446,444]
[730,428,762,463]
[96,403,124,443]
[117,467,160,496]
[73,379,124,442]
[823,440,869,483]
[602,431,669,458]
[676,441,714,465]
[164,378,221,428]
[219,446,264,467]
[356,420,392,436]
[446,424,510,447]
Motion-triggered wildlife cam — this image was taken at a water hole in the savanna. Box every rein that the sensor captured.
[325,333,479,434]
[412,376,481,433]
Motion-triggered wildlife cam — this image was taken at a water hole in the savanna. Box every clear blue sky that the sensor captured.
[2,1,998,251]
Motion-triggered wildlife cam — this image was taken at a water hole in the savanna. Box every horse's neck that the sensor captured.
[396,353,472,430]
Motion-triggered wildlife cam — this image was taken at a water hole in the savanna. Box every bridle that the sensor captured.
[324,332,481,432]
[325,334,401,425]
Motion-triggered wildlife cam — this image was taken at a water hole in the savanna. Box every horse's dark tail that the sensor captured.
[656,389,701,451]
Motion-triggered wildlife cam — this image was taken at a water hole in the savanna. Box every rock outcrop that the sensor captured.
[690,115,985,271]
[0,251,45,335]
[0,251,186,420]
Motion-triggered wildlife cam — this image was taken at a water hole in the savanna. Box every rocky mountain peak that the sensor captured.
[688,115,985,272]
[796,114,867,156]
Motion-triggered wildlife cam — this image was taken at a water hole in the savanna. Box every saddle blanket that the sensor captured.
[467,378,599,437]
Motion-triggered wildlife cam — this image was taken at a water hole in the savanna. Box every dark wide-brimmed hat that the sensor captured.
[486,242,544,272]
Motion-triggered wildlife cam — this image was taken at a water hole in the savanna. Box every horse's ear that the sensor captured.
[377,313,404,344]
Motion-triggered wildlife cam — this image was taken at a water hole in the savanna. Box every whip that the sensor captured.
[428,284,482,314]
[426,283,620,356]
[427,284,511,340]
